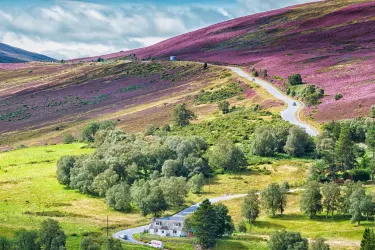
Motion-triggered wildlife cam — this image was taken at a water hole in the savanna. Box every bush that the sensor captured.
[237,220,247,233]
[269,230,308,250]
[63,133,75,144]
[252,71,259,77]
[370,106,375,118]
[288,74,303,85]
[334,93,343,100]
[351,169,370,182]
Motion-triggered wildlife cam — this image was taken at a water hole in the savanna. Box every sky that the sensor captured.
[0,0,315,60]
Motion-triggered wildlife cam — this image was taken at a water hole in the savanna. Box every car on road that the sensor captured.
[252,78,255,81]
[120,234,128,240]
[147,240,164,249]
[293,102,297,106]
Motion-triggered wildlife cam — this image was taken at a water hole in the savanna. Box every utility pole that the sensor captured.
[106,215,109,238]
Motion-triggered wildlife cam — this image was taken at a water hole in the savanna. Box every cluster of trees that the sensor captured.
[268,230,330,250]
[184,200,233,248]
[240,182,289,233]
[58,121,248,214]
[251,125,314,157]
[0,219,66,250]
[80,237,123,250]
[300,85,324,106]
[57,131,216,214]
[311,120,375,183]
[300,180,373,225]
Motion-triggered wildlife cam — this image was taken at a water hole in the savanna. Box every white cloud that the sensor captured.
[0,0,315,59]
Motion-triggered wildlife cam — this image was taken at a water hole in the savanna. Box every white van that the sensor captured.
[147,240,164,249]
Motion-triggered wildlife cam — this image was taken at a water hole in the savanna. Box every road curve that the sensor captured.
[229,67,319,136]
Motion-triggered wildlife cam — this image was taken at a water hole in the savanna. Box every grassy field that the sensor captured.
[0,144,149,249]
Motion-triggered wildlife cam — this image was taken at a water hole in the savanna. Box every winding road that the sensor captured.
[229,67,319,136]
[113,66,319,246]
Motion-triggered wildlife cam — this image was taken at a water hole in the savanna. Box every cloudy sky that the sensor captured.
[0,0,315,60]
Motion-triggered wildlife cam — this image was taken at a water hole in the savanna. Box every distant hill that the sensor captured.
[0,43,55,63]
[82,0,375,122]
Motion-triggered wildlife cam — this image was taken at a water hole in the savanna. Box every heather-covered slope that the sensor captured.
[0,60,279,146]
[0,43,55,63]
[84,0,375,121]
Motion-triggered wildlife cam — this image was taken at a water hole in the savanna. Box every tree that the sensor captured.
[39,219,66,250]
[105,183,132,212]
[252,71,259,77]
[268,230,308,250]
[189,199,218,248]
[261,183,287,216]
[360,228,375,250]
[251,125,277,157]
[56,155,77,185]
[81,122,100,142]
[189,173,205,194]
[159,177,188,207]
[241,190,260,232]
[341,180,360,214]
[263,69,268,78]
[0,236,12,250]
[92,168,119,197]
[171,103,196,127]
[63,133,74,144]
[161,159,181,177]
[203,63,208,70]
[371,106,375,118]
[334,93,343,100]
[14,229,40,250]
[366,125,375,184]
[214,204,234,237]
[288,74,303,85]
[218,101,230,114]
[284,127,314,157]
[311,238,330,250]
[335,125,356,171]
[300,181,322,219]
[322,182,341,218]
[102,238,123,250]
[208,138,247,172]
[145,186,168,216]
[131,180,151,216]
[81,237,100,250]
[349,186,371,225]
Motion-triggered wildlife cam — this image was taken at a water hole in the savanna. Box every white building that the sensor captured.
[149,217,187,237]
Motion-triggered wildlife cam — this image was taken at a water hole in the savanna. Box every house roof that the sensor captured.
[149,217,184,231]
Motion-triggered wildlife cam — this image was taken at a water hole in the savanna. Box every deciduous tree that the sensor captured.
[300,181,322,218]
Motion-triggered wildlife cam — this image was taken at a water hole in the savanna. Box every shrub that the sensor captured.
[351,169,370,182]
[288,74,303,85]
[237,220,247,233]
[63,133,75,144]
[28,70,33,73]
[370,106,375,118]
[203,63,208,70]
[334,93,343,100]
[268,230,308,250]
[252,71,259,77]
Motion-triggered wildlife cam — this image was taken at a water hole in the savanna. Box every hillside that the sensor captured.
[0,60,281,146]
[81,0,375,122]
[0,43,55,63]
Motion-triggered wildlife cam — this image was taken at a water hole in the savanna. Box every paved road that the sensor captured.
[229,67,319,136]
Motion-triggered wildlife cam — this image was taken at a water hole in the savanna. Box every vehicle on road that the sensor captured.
[293,102,297,106]
[252,78,255,81]
[120,234,128,240]
[147,240,164,249]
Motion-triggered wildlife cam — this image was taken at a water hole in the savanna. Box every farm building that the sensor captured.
[149,217,187,237]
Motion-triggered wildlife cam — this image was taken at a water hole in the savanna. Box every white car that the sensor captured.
[147,240,164,249]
